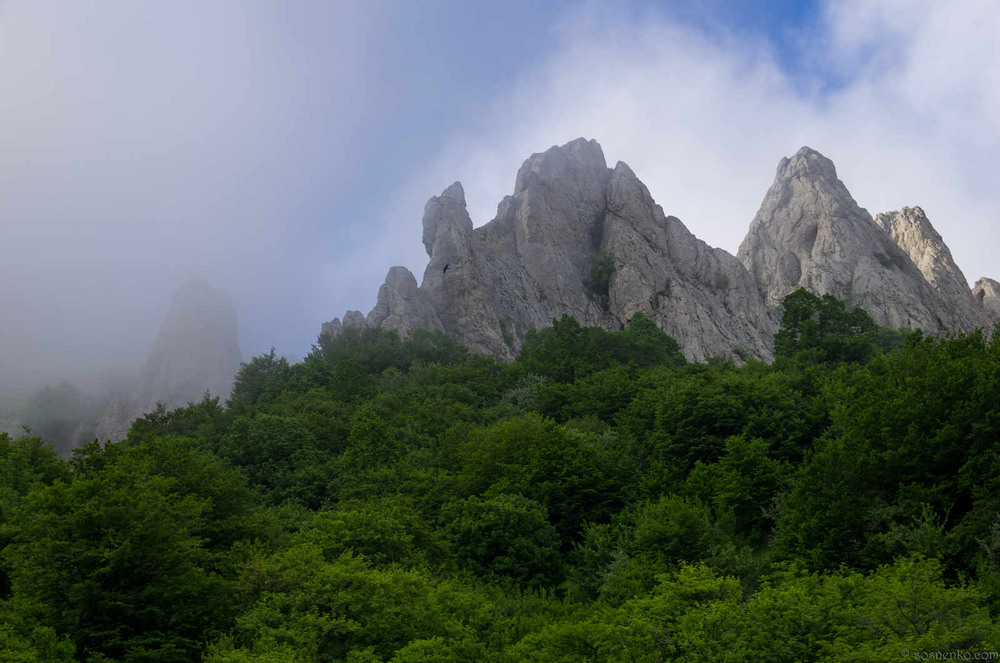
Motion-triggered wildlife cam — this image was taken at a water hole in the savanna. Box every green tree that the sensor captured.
[2,449,234,661]
[299,496,448,569]
[219,414,330,507]
[215,546,481,662]
[457,415,624,541]
[584,251,615,310]
[684,435,791,541]
[342,404,405,471]
[442,494,563,586]
[774,288,879,364]
[229,349,292,408]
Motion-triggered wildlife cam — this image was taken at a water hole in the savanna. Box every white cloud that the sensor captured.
[385,0,999,289]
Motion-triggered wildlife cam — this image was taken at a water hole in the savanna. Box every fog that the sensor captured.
[0,0,567,399]
[2,1,998,409]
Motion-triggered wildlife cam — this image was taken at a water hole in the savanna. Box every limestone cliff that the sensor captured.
[324,139,995,362]
[739,148,965,332]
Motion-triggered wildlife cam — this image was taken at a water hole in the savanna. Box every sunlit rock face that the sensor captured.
[738,148,981,333]
[96,277,241,442]
[324,139,996,362]
[874,206,991,332]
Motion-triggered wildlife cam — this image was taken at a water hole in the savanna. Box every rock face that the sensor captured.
[326,139,774,361]
[874,206,991,331]
[973,277,1000,324]
[96,278,242,442]
[324,139,996,362]
[738,148,972,333]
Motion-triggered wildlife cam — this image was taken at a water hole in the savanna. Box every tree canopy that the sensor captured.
[3,294,999,661]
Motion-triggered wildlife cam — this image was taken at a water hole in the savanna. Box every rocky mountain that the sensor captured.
[324,139,996,362]
[738,148,990,334]
[96,277,241,441]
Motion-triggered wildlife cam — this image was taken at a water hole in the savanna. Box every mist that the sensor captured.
[2,0,997,412]
[0,0,566,400]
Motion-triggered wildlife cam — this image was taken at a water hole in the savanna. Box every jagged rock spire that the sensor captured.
[737,147,984,332]
[322,139,997,363]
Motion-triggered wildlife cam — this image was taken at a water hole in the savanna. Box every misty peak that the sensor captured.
[95,277,241,442]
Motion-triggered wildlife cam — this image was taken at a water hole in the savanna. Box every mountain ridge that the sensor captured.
[324,139,997,362]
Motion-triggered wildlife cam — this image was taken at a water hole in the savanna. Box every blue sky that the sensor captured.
[1,0,998,390]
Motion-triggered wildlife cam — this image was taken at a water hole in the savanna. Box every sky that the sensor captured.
[1,0,998,392]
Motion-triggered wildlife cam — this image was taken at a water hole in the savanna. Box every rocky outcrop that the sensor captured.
[321,267,443,340]
[94,398,130,443]
[323,139,996,363]
[875,207,991,332]
[325,139,773,361]
[95,277,241,442]
[738,147,980,333]
[973,277,1000,324]
[600,162,775,361]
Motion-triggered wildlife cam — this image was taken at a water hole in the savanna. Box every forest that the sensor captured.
[2,289,999,661]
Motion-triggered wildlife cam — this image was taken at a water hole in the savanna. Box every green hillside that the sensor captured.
[2,291,999,661]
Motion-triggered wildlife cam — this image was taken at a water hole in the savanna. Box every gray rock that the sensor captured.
[324,139,992,364]
[738,147,971,332]
[875,206,990,332]
[343,310,366,328]
[601,161,774,361]
[94,397,129,443]
[367,266,444,337]
[973,277,1000,324]
[319,317,344,339]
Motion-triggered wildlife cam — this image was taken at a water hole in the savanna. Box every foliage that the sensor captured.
[3,295,999,658]
[774,288,880,364]
[442,494,563,586]
[2,441,235,661]
[518,313,683,384]
[584,251,615,309]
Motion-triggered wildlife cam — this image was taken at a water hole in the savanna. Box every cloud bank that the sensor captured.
[383,0,999,304]
[2,0,997,397]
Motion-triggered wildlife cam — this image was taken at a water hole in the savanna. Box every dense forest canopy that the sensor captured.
[2,291,999,661]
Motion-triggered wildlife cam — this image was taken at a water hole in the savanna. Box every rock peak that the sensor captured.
[973,277,1000,324]
[874,206,989,330]
[440,181,466,206]
[95,278,242,442]
[325,139,996,366]
[513,138,607,196]
[423,182,473,258]
[777,146,839,182]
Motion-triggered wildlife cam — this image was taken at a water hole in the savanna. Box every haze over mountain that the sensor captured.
[326,139,998,362]
[95,278,241,442]
[1,1,998,400]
